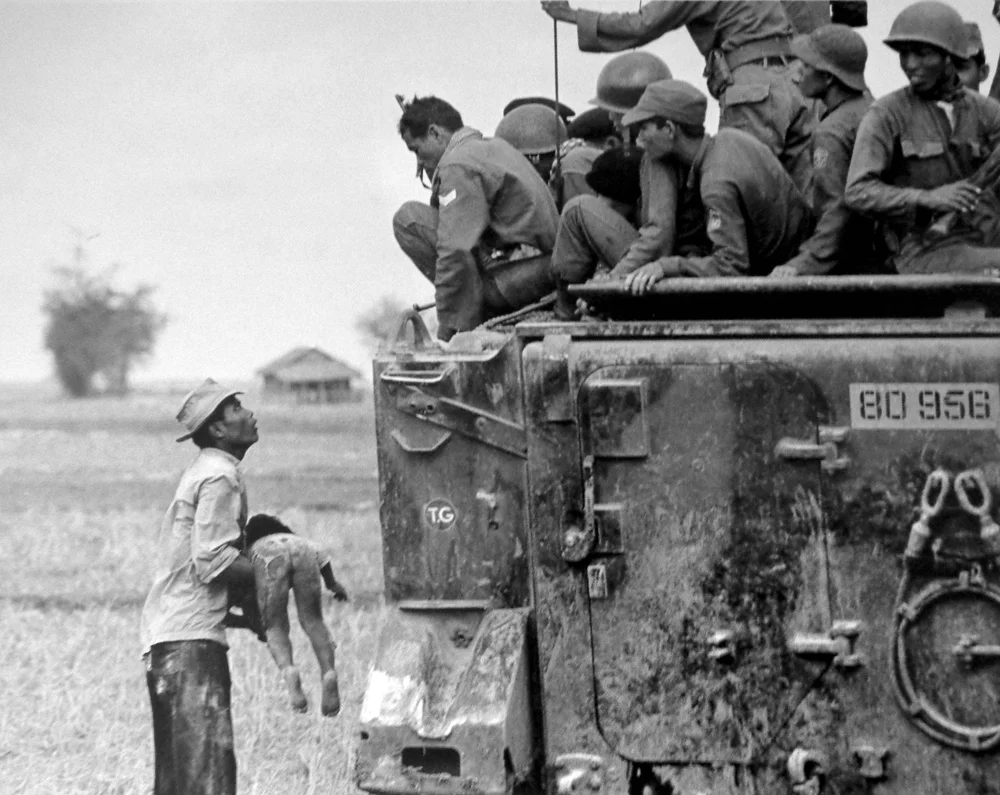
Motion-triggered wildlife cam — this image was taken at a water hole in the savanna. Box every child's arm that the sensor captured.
[320,562,349,601]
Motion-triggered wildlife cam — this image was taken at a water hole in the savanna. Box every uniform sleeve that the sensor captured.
[785,128,855,274]
[191,475,243,583]
[577,1,699,53]
[661,182,751,277]
[610,158,679,277]
[434,164,490,335]
[844,107,925,219]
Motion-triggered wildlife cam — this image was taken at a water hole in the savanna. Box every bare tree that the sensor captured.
[41,243,167,397]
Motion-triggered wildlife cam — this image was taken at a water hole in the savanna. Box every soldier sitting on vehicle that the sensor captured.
[549,107,622,207]
[770,23,878,277]
[494,103,568,185]
[619,79,815,293]
[956,21,991,93]
[542,0,816,196]
[392,96,559,341]
[550,52,709,318]
[845,1,1000,275]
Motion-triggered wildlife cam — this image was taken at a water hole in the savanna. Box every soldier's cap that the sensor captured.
[963,21,985,59]
[566,107,617,141]
[585,146,643,206]
[175,378,243,442]
[620,79,707,129]
[791,23,868,92]
[503,96,575,122]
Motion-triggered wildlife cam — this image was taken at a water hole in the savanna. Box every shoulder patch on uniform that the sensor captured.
[439,188,457,207]
[707,210,722,233]
[813,147,829,169]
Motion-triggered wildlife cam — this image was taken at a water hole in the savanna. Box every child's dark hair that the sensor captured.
[245,513,295,549]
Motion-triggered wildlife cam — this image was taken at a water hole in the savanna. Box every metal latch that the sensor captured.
[707,629,736,665]
[788,620,863,669]
[775,426,850,473]
[953,634,1000,669]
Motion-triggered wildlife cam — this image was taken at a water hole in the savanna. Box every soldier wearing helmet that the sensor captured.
[770,24,877,277]
[542,0,816,196]
[393,96,559,341]
[845,0,1000,274]
[955,22,991,93]
[494,103,568,184]
[549,52,711,320]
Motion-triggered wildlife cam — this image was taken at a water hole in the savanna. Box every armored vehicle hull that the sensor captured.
[358,276,1000,795]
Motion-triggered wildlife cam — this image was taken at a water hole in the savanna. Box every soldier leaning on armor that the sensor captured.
[392,96,559,341]
[845,1,1000,275]
[620,80,814,293]
[542,0,815,196]
[770,24,878,277]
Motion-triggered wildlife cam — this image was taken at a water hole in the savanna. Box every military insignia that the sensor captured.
[813,147,829,169]
[439,188,457,207]
[707,210,723,233]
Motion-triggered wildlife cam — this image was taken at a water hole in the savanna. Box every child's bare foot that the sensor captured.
[321,670,340,716]
[283,667,308,712]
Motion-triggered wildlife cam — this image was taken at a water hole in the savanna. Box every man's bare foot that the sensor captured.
[283,667,308,712]
[321,670,340,717]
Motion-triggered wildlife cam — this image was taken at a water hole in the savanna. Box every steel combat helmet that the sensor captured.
[494,104,567,155]
[590,52,673,114]
[884,0,968,60]
[792,23,868,92]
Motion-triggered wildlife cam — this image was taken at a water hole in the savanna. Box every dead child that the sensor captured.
[244,513,348,716]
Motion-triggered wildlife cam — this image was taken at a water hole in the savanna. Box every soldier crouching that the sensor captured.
[392,96,559,342]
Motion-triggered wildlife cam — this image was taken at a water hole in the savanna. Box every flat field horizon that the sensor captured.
[0,381,385,794]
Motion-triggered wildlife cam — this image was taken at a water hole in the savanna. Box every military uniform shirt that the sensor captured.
[431,127,559,333]
[610,153,684,276]
[661,128,814,277]
[784,92,873,274]
[845,85,1000,246]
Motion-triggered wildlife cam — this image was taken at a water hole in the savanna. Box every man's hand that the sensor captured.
[768,264,800,279]
[542,1,578,24]
[327,580,350,602]
[623,262,665,295]
[920,181,982,213]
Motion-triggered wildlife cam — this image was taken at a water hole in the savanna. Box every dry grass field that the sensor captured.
[0,380,385,794]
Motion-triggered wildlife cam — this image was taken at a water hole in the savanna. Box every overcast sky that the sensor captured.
[3,0,997,385]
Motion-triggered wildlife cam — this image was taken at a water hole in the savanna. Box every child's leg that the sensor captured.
[290,560,340,716]
[253,550,307,712]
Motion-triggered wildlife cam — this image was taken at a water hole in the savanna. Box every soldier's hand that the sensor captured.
[921,182,982,213]
[623,262,665,295]
[542,1,578,23]
[768,264,800,279]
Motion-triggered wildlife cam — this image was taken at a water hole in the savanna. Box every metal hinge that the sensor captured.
[775,425,850,473]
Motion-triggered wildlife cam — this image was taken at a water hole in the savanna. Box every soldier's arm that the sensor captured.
[433,164,491,340]
[844,108,930,219]
[609,157,679,277]
[659,184,751,278]
[576,1,700,54]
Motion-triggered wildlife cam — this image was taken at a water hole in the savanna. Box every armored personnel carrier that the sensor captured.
[355,275,1000,794]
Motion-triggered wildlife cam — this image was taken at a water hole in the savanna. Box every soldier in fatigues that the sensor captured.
[956,21,991,93]
[845,1,1000,275]
[393,96,559,341]
[619,80,814,292]
[771,24,876,277]
[548,52,706,318]
[542,0,815,195]
[494,103,568,185]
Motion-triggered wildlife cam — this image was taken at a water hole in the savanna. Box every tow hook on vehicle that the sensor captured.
[787,748,826,795]
[955,469,1000,557]
[554,753,604,793]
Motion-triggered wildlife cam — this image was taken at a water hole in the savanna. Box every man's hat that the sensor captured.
[620,79,708,128]
[503,96,575,122]
[791,23,868,92]
[964,21,985,59]
[175,378,243,442]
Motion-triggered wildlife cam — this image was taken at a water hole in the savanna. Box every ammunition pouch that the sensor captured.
[478,247,554,313]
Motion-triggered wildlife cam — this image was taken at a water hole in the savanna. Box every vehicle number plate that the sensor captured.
[850,383,999,429]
